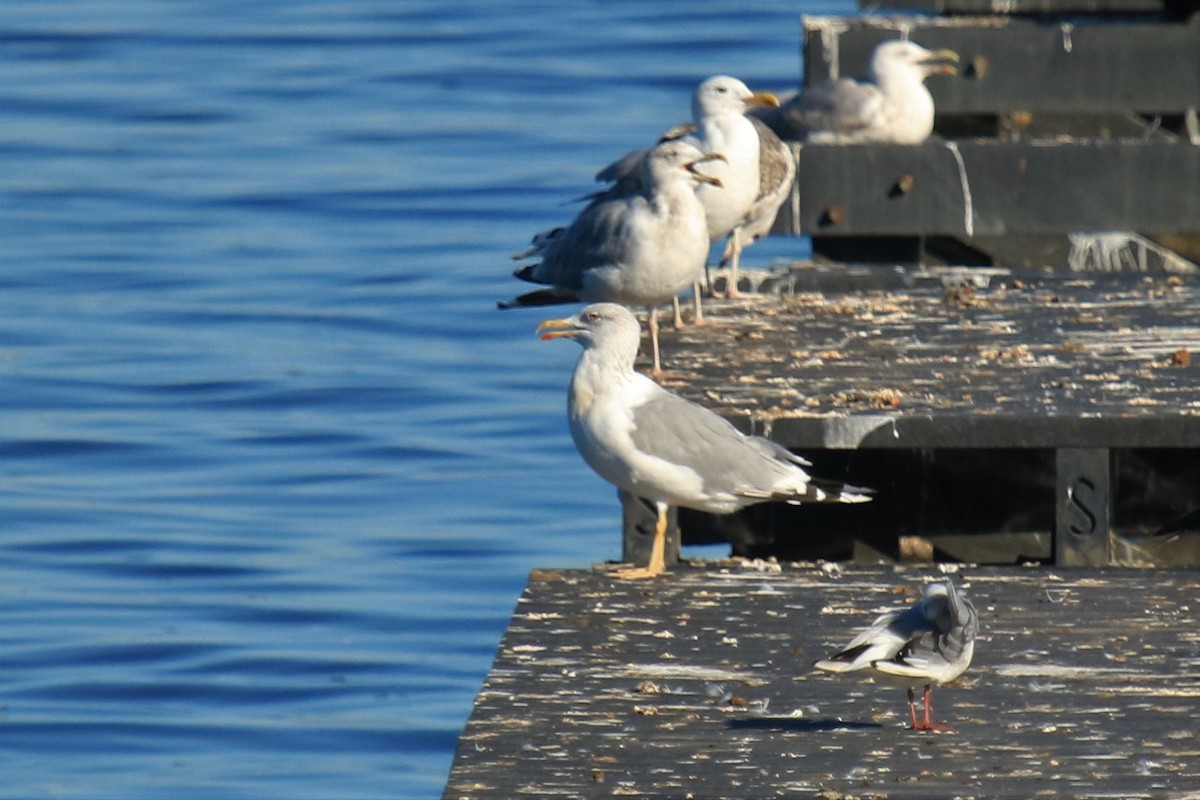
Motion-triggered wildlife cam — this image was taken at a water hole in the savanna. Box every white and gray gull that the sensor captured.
[814,578,978,732]
[537,303,872,579]
[594,75,793,303]
[754,40,959,145]
[500,139,725,377]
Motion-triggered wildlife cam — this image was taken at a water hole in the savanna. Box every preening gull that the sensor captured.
[814,578,978,732]
[594,75,791,303]
[755,40,959,145]
[537,303,872,579]
[500,139,725,376]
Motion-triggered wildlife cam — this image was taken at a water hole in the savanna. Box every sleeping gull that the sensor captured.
[537,303,872,579]
[814,578,978,731]
[755,40,959,144]
[500,139,725,377]
[594,75,791,304]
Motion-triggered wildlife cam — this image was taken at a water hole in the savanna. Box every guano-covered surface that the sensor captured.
[654,267,1200,450]
[445,565,1200,799]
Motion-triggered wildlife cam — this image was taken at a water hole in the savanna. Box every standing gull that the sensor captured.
[537,303,872,579]
[754,40,959,144]
[594,75,791,304]
[716,115,795,298]
[814,579,978,732]
[500,139,725,377]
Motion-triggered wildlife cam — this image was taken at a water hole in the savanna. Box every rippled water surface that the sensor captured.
[1,1,853,796]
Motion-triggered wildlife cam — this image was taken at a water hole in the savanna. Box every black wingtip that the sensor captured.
[497,288,579,310]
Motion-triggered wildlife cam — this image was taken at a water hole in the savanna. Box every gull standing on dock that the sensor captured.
[716,115,795,298]
[537,303,872,579]
[594,75,792,303]
[814,578,978,732]
[754,40,959,145]
[500,140,725,377]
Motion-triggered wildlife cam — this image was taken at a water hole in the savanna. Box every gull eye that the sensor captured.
[586,311,601,323]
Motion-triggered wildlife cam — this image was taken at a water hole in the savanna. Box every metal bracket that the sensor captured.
[1055,448,1112,566]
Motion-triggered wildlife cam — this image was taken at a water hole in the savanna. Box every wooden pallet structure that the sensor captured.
[773,0,1200,269]
[446,4,1200,796]
[616,0,1200,570]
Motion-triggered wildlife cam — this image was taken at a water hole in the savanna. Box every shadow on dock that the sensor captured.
[728,716,883,733]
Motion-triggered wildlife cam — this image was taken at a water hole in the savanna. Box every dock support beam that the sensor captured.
[620,491,679,569]
[1055,448,1112,566]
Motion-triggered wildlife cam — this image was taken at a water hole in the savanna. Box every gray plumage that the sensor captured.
[754,40,959,145]
[501,139,724,375]
[815,578,977,731]
[592,76,792,301]
[716,116,796,291]
[537,303,871,572]
[537,303,870,579]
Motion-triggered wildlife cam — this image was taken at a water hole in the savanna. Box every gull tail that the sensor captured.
[512,227,565,261]
[813,658,860,674]
[803,477,874,505]
[497,288,579,310]
[871,659,931,679]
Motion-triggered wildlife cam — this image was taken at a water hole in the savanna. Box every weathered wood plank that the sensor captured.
[445,565,1200,799]
[651,269,1200,564]
[775,141,1200,238]
[801,16,1200,114]
[662,269,1200,449]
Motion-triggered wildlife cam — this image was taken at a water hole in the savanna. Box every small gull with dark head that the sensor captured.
[814,578,978,731]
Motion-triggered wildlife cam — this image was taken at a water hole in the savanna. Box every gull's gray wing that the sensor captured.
[528,193,650,290]
[626,390,811,503]
[762,78,884,141]
[884,583,978,675]
[587,123,697,204]
[589,147,650,202]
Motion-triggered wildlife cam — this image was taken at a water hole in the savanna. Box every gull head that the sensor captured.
[642,140,727,188]
[692,75,779,120]
[872,41,959,83]
[537,303,641,353]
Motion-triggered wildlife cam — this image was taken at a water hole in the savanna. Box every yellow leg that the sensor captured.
[648,307,662,379]
[608,503,669,580]
[692,280,704,325]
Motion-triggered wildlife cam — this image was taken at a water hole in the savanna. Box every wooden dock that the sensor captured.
[447,1,1200,795]
[443,564,1200,799]
[615,267,1200,570]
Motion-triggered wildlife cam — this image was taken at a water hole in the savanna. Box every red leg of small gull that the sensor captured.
[911,684,954,733]
[906,687,920,730]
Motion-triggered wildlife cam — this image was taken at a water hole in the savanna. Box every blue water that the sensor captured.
[0,2,853,797]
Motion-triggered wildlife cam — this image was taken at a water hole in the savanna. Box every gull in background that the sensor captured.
[500,139,725,377]
[814,578,977,731]
[754,40,959,145]
[593,75,793,304]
